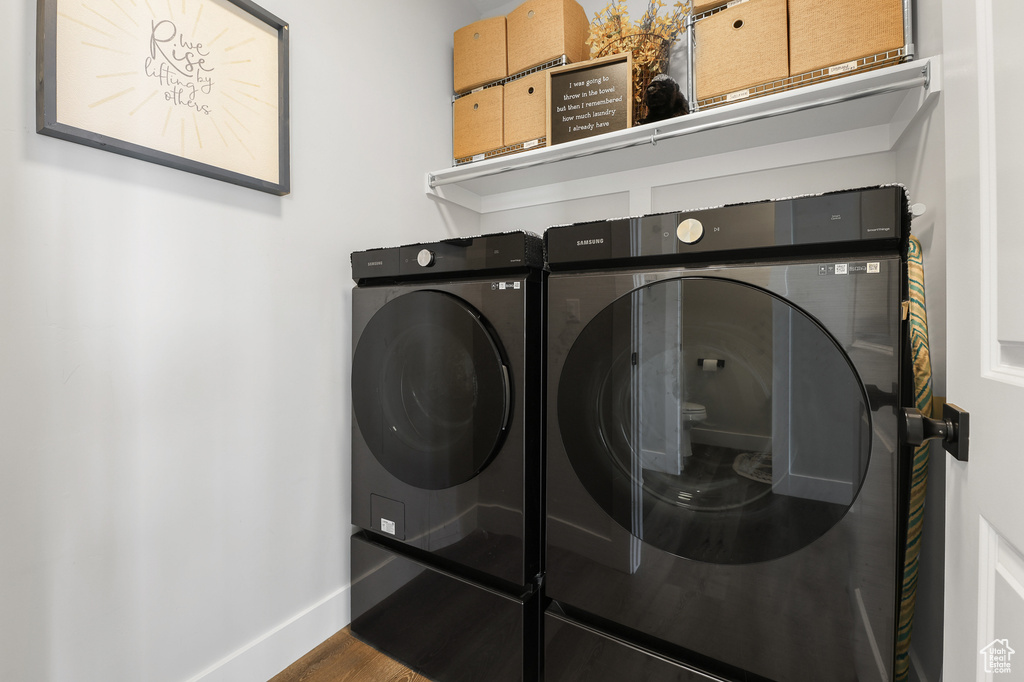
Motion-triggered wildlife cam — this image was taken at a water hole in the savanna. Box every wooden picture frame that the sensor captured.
[546,52,632,147]
[36,0,290,195]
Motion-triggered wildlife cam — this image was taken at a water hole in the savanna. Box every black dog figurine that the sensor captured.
[640,74,689,125]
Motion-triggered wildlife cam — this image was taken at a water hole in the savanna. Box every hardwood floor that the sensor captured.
[270,627,429,682]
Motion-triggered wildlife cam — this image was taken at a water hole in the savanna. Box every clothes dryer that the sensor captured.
[349,232,544,681]
[543,187,910,682]
[350,231,544,588]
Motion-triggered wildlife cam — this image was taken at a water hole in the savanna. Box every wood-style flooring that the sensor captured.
[270,627,429,682]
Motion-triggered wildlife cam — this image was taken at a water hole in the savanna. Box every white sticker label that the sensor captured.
[726,89,751,102]
[514,282,521,290]
[867,262,881,274]
[499,282,507,290]
[835,263,849,275]
[523,139,540,149]
[727,0,749,6]
[472,154,485,162]
[828,60,860,76]
[380,518,396,535]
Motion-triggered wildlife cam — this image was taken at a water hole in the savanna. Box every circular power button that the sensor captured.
[677,218,705,244]
[417,249,435,267]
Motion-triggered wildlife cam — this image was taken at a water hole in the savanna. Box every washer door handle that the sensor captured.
[902,402,970,461]
[501,364,511,430]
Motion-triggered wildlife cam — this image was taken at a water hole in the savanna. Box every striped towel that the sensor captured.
[895,235,933,682]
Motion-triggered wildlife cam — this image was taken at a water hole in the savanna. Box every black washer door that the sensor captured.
[558,277,871,564]
[353,290,510,490]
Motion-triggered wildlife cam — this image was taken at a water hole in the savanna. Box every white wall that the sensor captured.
[0,1,480,681]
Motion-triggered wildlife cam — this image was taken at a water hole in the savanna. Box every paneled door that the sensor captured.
[942,0,1024,678]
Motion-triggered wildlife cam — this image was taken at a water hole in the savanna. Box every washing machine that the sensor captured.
[349,231,544,681]
[543,186,911,682]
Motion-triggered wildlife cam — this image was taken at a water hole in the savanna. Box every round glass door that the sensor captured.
[353,290,510,490]
[558,277,871,564]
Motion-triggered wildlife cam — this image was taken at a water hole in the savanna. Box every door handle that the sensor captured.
[500,364,511,430]
[901,402,970,462]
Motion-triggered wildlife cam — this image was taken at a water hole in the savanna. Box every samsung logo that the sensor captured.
[367,260,384,266]
[577,238,605,246]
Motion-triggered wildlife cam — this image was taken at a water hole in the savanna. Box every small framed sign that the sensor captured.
[546,53,632,147]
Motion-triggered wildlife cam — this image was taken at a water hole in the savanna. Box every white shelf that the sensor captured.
[426,57,941,214]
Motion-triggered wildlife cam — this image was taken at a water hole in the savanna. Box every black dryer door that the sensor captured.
[353,290,511,490]
[557,276,872,564]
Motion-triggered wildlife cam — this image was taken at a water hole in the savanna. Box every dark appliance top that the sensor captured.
[351,231,544,284]
[545,185,909,270]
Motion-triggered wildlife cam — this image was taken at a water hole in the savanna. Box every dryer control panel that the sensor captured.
[546,186,908,269]
[352,231,544,283]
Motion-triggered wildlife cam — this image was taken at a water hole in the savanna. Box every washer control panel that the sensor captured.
[545,186,906,268]
[351,231,544,283]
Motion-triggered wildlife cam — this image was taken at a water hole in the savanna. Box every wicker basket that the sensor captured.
[453,16,508,94]
[597,32,671,125]
[453,87,504,160]
[504,71,548,146]
[694,0,789,101]
[507,0,590,75]
[788,0,904,75]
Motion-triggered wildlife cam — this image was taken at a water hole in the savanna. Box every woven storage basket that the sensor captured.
[507,0,589,75]
[694,0,789,101]
[789,0,904,75]
[504,71,548,146]
[454,16,508,94]
[453,87,504,160]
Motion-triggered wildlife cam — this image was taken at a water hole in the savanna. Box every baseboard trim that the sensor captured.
[184,585,351,682]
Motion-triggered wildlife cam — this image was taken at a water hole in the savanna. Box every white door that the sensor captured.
[942,0,1024,679]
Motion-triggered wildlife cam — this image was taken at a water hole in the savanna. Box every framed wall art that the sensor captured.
[36,0,290,195]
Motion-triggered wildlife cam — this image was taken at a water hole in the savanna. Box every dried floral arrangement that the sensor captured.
[588,0,692,123]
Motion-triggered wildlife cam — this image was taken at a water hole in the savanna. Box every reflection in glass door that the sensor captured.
[558,277,870,564]
[353,290,510,491]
